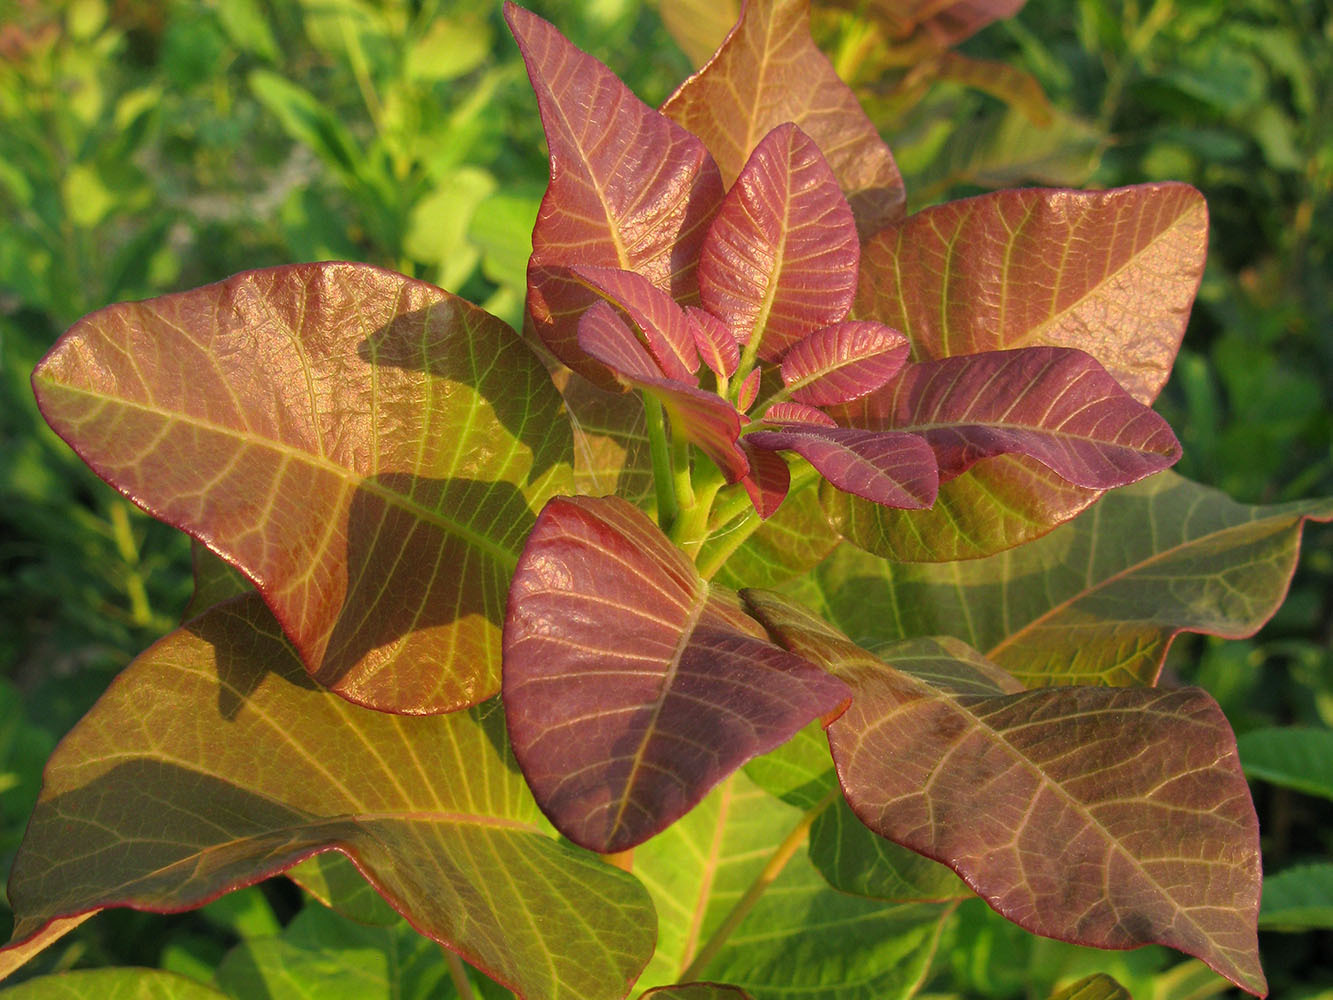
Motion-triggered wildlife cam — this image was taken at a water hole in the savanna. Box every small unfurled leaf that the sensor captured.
[688,306,740,378]
[779,321,909,407]
[503,496,848,853]
[507,2,724,380]
[2,597,655,1000]
[739,441,791,518]
[1048,973,1132,1000]
[1237,727,1333,801]
[699,123,859,358]
[573,265,700,381]
[663,0,906,236]
[743,592,1266,997]
[840,347,1181,488]
[761,401,836,427]
[32,262,571,714]
[814,472,1333,686]
[744,426,937,509]
[735,369,761,413]
[579,302,748,483]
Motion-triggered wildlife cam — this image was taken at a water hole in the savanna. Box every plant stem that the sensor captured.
[679,788,837,980]
[108,500,153,629]
[643,394,679,532]
[671,429,696,514]
[442,947,477,1000]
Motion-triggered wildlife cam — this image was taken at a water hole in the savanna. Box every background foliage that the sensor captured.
[1,0,1329,995]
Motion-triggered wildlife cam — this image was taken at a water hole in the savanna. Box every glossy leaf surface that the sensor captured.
[663,0,906,236]
[698,124,858,358]
[744,592,1265,996]
[508,3,724,380]
[573,265,700,381]
[503,496,848,853]
[841,183,1207,560]
[779,321,909,407]
[745,426,938,509]
[814,472,1333,686]
[841,347,1181,488]
[32,263,571,714]
[3,597,655,1000]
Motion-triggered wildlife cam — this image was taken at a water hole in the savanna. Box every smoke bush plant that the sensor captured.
[5,2,1331,997]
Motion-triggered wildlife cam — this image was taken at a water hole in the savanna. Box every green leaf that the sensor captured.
[214,903,451,1000]
[2,596,655,1000]
[1236,727,1333,800]
[1258,863,1333,931]
[210,0,279,62]
[812,472,1333,687]
[705,485,839,590]
[182,541,251,621]
[248,70,363,181]
[0,968,227,999]
[287,852,399,927]
[1048,973,1131,1000]
[33,263,572,713]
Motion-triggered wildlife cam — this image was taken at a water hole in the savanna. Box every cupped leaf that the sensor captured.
[744,426,938,509]
[2,596,655,1000]
[573,265,700,381]
[839,347,1181,488]
[698,124,859,358]
[508,2,724,380]
[662,0,906,236]
[580,302,748,483]
[743,592,1266,997]
[32,263,571,714]
[855,183,1207,404]
[814,472,1333,686]
[502,496,849,853]
[0,969,229,999]
[779,321,909,407]
[840,183,1207,560]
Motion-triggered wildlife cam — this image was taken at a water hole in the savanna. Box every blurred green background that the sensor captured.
[1,0,1329,996]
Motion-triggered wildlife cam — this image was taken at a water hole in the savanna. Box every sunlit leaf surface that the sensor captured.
[663,0,906,237]
[1047,973,1131,1000]
[744,592,1266,996]
[2,597,654,1000]
[508,2,724,380]
[842,183,1207,560]
[744,426,937,509]
[33,262,571,714]
[0,969,228,999]
[779,321,909,407]
[503,496,848,852]
[814,472,1333,686]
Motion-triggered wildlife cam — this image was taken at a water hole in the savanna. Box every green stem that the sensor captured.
[679,788,838,980]
[671,429,696,514]
[644,395,679,532]
[442,948,477,1000]
[108,501,153,629]
[671,467,725,557]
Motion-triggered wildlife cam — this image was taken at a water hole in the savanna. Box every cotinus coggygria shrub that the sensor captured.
[5,2,1331,998]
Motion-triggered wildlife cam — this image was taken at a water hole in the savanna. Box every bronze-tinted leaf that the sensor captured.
[743,592,1266,996]
[573,265,700,381]
[503,496,848,853]
[32,263,571,714]
[698,123,859,358]
[663,0,906,237]
[508,2,725,380]
[2,596,655,1000]
[779,321,909,407]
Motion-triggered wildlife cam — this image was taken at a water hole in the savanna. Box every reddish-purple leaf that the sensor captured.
[739,442,791,518]
[840,347,1181,488]
[687,306,740,378]
[507,2,725,381]
[663,0,906,236]
[743,592,1266,997]
[3,596,656,999]
[761,401,836,427]
[745,426,938,509]
[736,369,761,413]
[573,265,700,381]
[780,321,910,406]
[31,262,571,714]
[502,496,849,853]
[699,124,859,359]
[579,303,749,483]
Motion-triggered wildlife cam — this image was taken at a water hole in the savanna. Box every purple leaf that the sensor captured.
[745,426,938,509]
[662,0,906,236]
[578,303,749,482]
[699,124,859,359]
[761,401,836,427]
[572,265,700,381]
[736,369,761,413]
[739,442,791,518]
[687,306,740,378]
[780,321,910,406]
[507,3,724,382]
[840,347,1181,488]
[502,496,849,853]
[743,591,1267,997]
